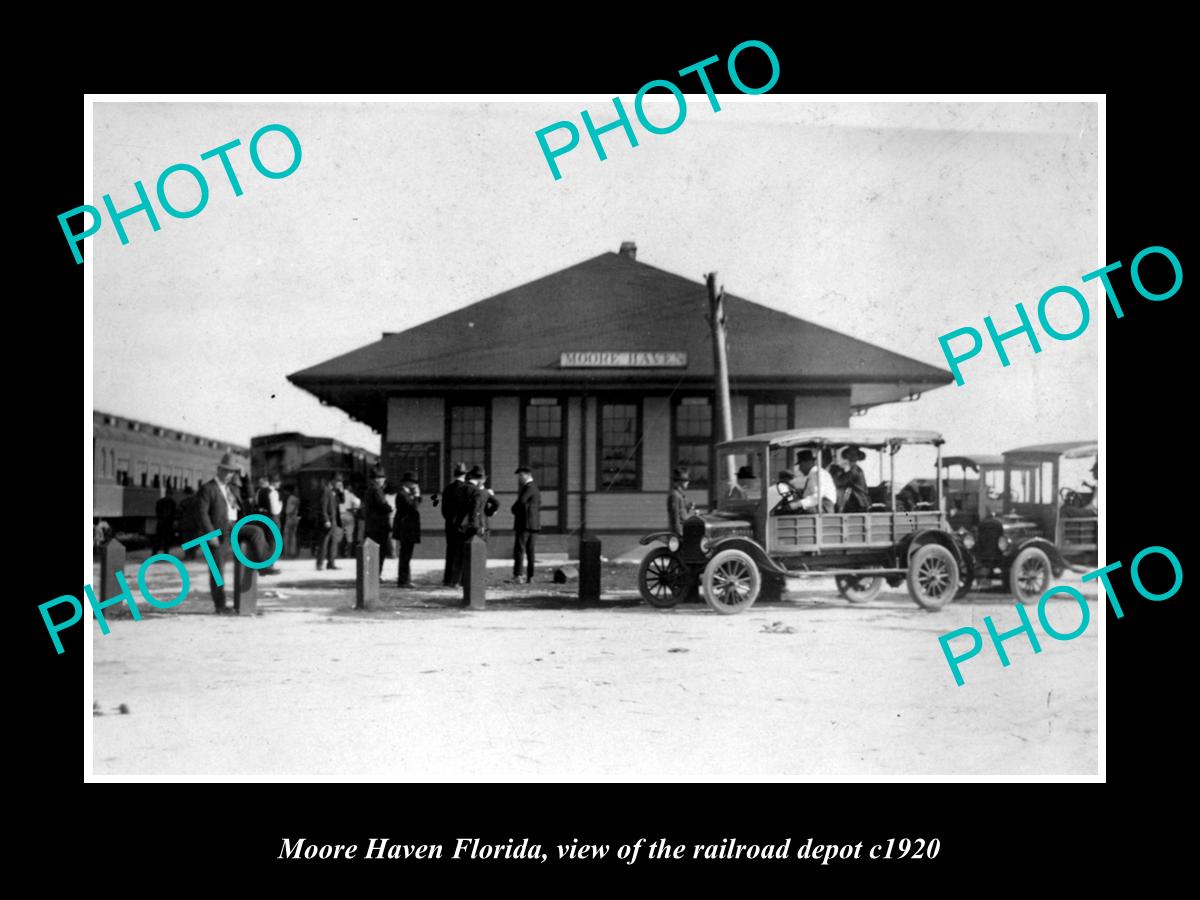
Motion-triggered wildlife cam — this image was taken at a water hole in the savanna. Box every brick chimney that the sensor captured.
[618,241,637,260]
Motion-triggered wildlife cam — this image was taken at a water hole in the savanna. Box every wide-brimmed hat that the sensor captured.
[452,461,468,477]
[736,466,755,479]
[217,452,240,472]
[467,465,486,479]
[776,470,795,482]
[672,466,691,482]
[842,445,866,462]
[794,449,815,463]
[515,465,532,474]
[370,466,386,479]
[400,471,418,482]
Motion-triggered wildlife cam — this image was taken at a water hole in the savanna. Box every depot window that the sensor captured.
[446,403,490,482]
[598,400,641,491]
[751,397,793,434]
[673,396,712,487]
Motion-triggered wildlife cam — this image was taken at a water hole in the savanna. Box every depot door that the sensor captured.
[522,398,564,533]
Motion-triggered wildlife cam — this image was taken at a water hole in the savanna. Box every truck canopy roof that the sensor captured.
[1003,440,1097,461]
[717,428,944,455]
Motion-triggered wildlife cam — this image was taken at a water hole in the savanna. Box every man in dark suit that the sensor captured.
[453,466,499,587]
[510,465,541,584]
[363,467,393,576]
[440,462,469,587]
[177,486,199,559]
[392,471,422,587]
[317,475,343,570]
[154,487,177,554]
[668,467,695,535]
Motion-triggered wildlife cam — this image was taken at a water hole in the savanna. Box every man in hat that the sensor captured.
[510,465,541,584]
[794,449,837,514]
[440,462,469,587]
[462,466,500,539]
[363,467,393,576]
[668,467,695,535]
[317,474,343,570]
[194,455,274,614]
[392,471,422,586]
[834,445,870,513]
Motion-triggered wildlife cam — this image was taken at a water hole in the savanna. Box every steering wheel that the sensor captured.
[1060,487,1082,507]
[772,483,800,515]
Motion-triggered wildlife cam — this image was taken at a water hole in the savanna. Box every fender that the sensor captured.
[906,529,971,570]
[1012,536,1068,575]
[639,532,678,547]
[707,536,791,576]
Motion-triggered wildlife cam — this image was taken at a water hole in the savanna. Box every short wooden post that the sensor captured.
[579,536,601,603]
[99,539,126,605]
[234,547,258,616]
[356,538,380,610]
[463,536,488,609]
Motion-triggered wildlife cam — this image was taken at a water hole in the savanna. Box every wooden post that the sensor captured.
[356,538,379,610]
[463,536,488,609]
[234,552,258,616]
[706,272,737,490]
[579,536,601,603]
[99,539,126,604]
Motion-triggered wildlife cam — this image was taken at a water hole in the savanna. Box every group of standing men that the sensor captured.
[436,463,541,588]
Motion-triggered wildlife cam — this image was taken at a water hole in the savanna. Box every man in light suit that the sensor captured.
[317,475,343,571]
[195,455,274,614]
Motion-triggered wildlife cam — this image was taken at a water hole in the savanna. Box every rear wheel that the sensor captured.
[638,547,687,609]
[836,575,884,603]
[703,549,761,615]
[907,544,960,611]
[1009,546,1052,605]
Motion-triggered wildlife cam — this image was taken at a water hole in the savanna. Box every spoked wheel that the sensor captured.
[907,544,960,611]
[638,546,688,609]
[835,575,884,604]
[702,549,761,615]
[1009,547,1052,605]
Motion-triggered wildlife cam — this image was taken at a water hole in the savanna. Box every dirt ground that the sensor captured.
[90,552,1099,778]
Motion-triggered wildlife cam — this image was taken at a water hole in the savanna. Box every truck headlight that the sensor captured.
[667,535,680,552]
[997,534,1009,551]
[699,536,710,553]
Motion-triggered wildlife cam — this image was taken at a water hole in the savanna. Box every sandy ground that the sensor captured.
[91,553,1098,778]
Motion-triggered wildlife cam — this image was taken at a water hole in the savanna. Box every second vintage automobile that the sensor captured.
[637,428,971,614]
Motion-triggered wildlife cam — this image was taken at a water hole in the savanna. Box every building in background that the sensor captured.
[289,244,953,556]
[93,410,249,537]
[250,432,379,542]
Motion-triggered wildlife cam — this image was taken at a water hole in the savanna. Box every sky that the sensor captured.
[91,99,1098,459]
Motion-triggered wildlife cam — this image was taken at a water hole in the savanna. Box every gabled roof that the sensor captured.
[288,251,953,430]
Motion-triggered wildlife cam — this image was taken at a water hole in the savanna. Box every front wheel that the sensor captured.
[1009,546,1052,605]
[703,549,762,615]
[638,546,688,609]
[907,544,960,611]
[836,575,884,603]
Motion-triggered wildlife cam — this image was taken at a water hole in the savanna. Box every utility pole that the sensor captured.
[706,272,737,491]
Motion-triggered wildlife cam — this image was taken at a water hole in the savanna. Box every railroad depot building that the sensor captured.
[289,244,952,554]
